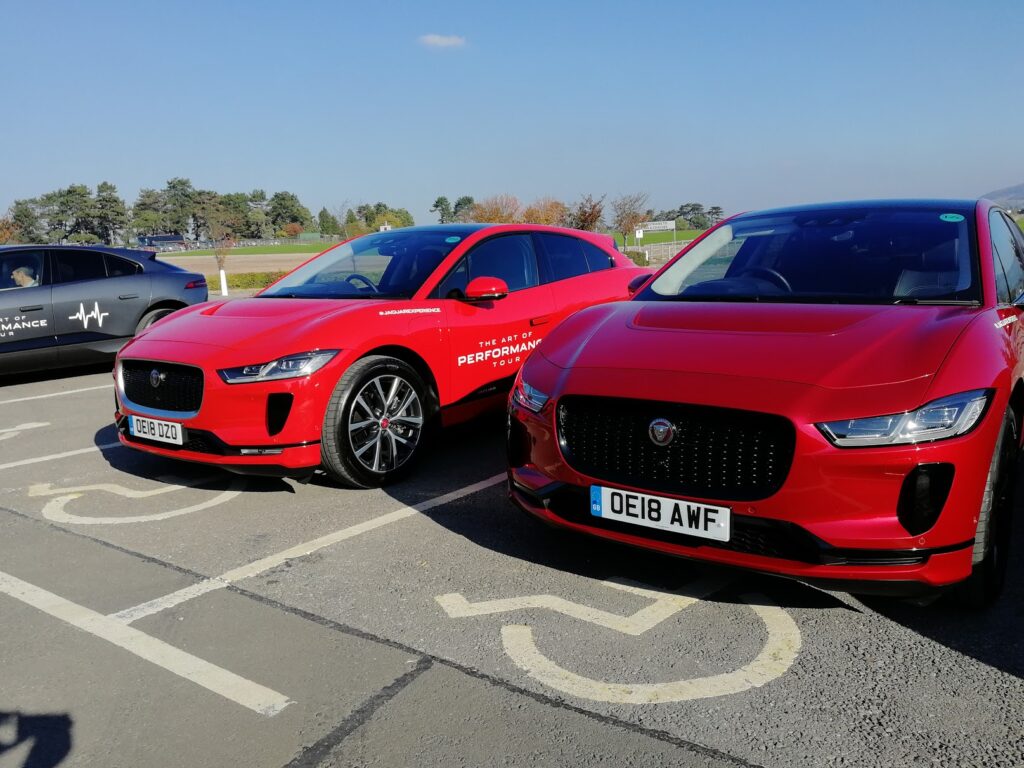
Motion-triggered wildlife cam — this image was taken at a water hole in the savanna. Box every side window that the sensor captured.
[438,235,539,297]
[581,241,614,272]
[990,211,1024,302]
[105,254,141,277]
[436,259,469,298]
[537,233,589,282]
[53,250,107,284]
[1,250,46,290]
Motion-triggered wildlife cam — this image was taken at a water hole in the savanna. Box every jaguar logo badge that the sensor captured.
[648,418,675,447]
[149,369,166,388]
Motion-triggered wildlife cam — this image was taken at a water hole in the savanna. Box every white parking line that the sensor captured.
[0,569,292,716]
[112,473,506,624]
[0,384,112,405]
[0,442,123,472]
[0,423,50,442]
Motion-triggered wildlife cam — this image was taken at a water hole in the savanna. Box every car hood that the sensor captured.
[539,301,979,390]
[133,297,384,351]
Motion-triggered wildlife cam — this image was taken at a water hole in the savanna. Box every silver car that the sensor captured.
[0,245,208,375]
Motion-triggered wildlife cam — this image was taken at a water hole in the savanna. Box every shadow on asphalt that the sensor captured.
[0,710,73,768]
[382,414,1024,684]
[95,405,1024,684]
[92,423,295,494]
[0,362,112,389]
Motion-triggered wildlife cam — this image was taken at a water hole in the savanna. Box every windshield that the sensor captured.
[640,207,981,305]
[259,230,465,299]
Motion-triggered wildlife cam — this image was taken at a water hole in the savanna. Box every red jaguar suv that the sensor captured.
[508,200,1022,602]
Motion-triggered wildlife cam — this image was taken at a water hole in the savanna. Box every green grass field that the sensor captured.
[180,243,337,257]
[609,229,703,246]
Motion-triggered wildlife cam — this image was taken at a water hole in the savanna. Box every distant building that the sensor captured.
[137,233,186,247]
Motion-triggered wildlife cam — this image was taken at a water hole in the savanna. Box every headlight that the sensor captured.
[817,389,992,447]
[218,350,339,384]
[512,377,550,413]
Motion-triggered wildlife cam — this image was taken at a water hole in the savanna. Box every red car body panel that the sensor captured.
[508,200,1024,592]
[114,224,649,474]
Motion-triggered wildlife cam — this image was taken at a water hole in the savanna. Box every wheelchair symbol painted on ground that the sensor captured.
[28,474,246,524]
[437,576,801,704]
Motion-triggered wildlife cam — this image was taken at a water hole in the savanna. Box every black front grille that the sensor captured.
[557,395,795,501]
[122,360,204,413]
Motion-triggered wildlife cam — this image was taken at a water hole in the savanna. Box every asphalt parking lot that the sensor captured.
[1,367,1023,768]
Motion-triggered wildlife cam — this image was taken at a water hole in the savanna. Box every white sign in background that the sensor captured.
[640,220,676,232]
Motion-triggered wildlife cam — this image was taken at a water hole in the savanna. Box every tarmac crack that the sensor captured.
[282,656,434,768]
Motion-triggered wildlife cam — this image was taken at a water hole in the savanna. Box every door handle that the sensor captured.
[19,305,43,312]
[530,315,551,327]
[119,294,139,300]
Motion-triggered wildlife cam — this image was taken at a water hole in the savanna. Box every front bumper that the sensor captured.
[507,389,1001,591]
[507,478,973,593]
[114,353,342,475]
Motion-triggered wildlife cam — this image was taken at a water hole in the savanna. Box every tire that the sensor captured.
[320,355,431,488]
[135,307,177,334]
[957,407,1017,608]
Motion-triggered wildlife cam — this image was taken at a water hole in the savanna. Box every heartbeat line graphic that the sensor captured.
[69,302,110,329]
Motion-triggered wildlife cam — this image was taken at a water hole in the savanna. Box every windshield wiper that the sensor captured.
[891,298,980,306]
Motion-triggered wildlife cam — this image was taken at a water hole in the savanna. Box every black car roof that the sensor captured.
[733,199,980,219]
[0,244,158,260]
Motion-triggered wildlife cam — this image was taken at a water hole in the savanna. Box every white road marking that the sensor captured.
[29,475,246,525]
[0,569,292,716]
[0,422,50,442]
[0,442,122,472]
[112,473,507,624]
[440,581,802,704]
[112,581,227,624]
[0,384,112,405]
[437,576,728,636]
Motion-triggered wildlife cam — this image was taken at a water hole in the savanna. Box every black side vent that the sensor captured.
[266,393,294,436]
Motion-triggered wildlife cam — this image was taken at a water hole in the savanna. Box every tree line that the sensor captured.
[433,193,724,245]
[0,179,415,246]
[0,180,723,247]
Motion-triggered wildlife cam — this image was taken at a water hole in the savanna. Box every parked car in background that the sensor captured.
[0,245,208,375]
[508,199,1023,604]
[114,224,649,487]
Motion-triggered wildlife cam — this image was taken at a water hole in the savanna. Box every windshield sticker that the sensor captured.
[378,307,442,316]
[445,236,461,243]
[940,213,965,223]
[0,314,47,339]
[995,316,1018,329]
[458,332,539,368]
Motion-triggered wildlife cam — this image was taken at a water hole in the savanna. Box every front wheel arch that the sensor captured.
[357,345,441,417]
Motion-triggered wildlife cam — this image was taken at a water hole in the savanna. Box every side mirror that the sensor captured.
[627,274,651,296]
[464,276,509,302]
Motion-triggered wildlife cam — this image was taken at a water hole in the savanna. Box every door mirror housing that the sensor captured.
[628,273,651,296]
[464,276,509,302]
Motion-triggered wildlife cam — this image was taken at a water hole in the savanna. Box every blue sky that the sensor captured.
[2,0,1022,224]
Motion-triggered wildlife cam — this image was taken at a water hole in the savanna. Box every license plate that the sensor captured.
[129,415,183,446]
[590,485,731,542]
